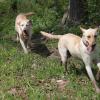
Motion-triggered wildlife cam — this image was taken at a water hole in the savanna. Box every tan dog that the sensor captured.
[40,27,100,93]
[15,12,34,53]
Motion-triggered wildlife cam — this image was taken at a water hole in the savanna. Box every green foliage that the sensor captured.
[0,0,69,34]
[1,0,100,35]
[88,0,100,25]
[32,7,58,33]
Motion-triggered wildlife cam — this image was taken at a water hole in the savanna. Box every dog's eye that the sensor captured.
[87,36,91,39]
[26,24,29,26]
[94,35,97,38]
[21,24,24,26]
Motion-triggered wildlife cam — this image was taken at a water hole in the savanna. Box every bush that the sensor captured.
[88,0,100,25]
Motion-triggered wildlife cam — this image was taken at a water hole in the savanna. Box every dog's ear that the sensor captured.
[94,27,99,32]
[94,27,99,35]
[80,27,86,33]
[28,20,32,25]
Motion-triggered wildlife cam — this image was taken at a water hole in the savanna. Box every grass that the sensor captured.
[0,26,100,100]
[0,1,100,100]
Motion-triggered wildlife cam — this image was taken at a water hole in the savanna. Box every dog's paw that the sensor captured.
[24,50,28,54]
[96,88,100,94]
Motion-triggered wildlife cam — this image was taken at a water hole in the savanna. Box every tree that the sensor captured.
[61,0,88,25]
[10,0,17,12]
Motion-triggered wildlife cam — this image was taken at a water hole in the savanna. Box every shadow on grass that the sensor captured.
[30,43,51,57]
[29,33,51,57]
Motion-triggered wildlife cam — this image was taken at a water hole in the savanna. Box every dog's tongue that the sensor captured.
[87,46,92,52]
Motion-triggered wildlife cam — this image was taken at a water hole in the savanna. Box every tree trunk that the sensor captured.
[61,0,88,25]
[11,0,17,12]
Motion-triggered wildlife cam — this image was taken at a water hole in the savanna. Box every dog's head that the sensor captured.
[17,20,32,31]
[80,27,99,53]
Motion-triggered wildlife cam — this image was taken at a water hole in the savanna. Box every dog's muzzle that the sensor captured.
[91,43,96,51]
[22,30,29,40]
[23,30,29,36]
[82,40,96,52]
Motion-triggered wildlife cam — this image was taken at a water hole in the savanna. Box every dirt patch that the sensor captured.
[8,86,28,100]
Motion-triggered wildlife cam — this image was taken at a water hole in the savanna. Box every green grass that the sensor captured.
[0,30,100,100]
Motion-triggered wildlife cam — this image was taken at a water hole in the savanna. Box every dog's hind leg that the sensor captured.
[26,29,32,50]
[58,44,68,73]
[27,34,32,49]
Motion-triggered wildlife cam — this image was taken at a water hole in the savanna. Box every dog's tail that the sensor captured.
[23,12,35,17]
[40,31,62,39]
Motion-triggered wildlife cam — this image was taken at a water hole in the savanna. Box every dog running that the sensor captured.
[15,12,34,53]
[40,27,100,93]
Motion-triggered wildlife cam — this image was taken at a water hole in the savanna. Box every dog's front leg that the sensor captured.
[19,38,28,54]
[27,33,32,49]
[97,63,100,70]
[16,32,19,41]
[96,62,100,80]
[92,56,100,80]
[82,55,100,93]
[85,65,100,93]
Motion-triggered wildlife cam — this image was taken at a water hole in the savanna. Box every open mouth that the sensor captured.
[22,30,29,40]
[86,44,96,54]
[83,40,96,53]
[23,30,28,35]
[91,44,96,51]
[23,30,29,36]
